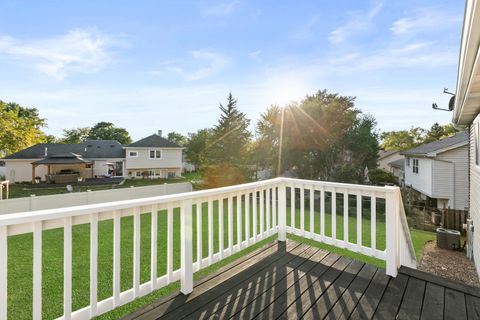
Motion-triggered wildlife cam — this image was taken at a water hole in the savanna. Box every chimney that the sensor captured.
[157,130,162,137]
[44,147,48,157]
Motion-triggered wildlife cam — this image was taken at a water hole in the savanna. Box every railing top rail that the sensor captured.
[0,177,399,227]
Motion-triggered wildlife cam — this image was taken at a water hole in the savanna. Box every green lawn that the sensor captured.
[5,193,434,319]
[7,175,196,199]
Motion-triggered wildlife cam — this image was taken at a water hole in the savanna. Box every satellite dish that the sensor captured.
[448,95,455,111]
[66,185,73,192]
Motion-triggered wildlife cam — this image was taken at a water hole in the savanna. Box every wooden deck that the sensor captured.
[124,240,480,320]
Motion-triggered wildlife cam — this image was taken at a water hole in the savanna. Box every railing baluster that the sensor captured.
[0,226,6,320]
[151,205,158,290]
[310,188,314,239]
[90,213,98,317]
[320,188,325,239]
[180,199,193,294]
[371,193,377,255]
[133,207,141,297]
[228,195,233,253]
[219,197,224,259]
[64,216,72,320]
[290,186,295,228]
[245,192,250,246]
[278,184,286,241]
[332,188,336,242]
[196,201,202,268]
[113,211,121,307]
[260,189,264,239]
[300,185,305,235]
[253,190,257,241]
[33,221,42,320]
[272,187,277,231]
[236,193,242,250]
[167,205,174,282]
[208,198,213,264]
[266,189,270,236]
[344,190,349,244]
[356,192,362,251]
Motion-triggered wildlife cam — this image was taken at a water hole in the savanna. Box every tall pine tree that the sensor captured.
[204,93,252,187]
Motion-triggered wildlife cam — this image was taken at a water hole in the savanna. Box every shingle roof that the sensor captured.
[378,150,399,160]
[3,140,125,159]
[389,158,405,169]
[400,131,468,156]
[126,134,181,148]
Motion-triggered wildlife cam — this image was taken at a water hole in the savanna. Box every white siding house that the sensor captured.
[452,0,480,279]
[377,150,403,172]
[401,132,469,210]
[124,132,183,179]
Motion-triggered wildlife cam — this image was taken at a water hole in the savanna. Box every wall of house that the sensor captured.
[378,152,403,171]
[470,114,480,277]
[125,148,182,171]
[436,145,469,210]
[404,157,433,196]
[5,159,46,183]
[431,159,454,201]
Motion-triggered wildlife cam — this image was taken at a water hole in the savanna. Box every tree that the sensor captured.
[424,123,457,143]
[184,128,212,169]
[167,132,187,146]
[87,122,132,144]
[380,127,426,151]
[204,93,252,187]
[60,127,91,144]
[0,100,47,155]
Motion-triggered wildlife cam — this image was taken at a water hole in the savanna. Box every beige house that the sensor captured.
[377,150,402,172]
[125,132,183,179]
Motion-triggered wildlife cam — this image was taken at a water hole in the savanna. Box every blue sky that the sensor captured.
[0,0,464,140]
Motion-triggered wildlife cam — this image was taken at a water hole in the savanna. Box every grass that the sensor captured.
[7,173,200,199]
[6,191,434,319]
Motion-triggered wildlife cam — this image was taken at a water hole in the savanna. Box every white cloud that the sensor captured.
[329,2,383,44]
[391,8,462,35]
[248,50,261,62]
[154,49,230,81]
[203,1,240,17]
[0,29,126,79]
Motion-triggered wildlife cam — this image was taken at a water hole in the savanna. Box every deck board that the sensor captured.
[123,240,480,320]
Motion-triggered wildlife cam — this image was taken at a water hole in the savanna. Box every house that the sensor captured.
[388,158,405,186]
[377,150,403,172]
[2,131,182,183]
[452,0,480,278]
[400,132,469,210]
[124,131,183,179]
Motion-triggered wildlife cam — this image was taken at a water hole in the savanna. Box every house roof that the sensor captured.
[126,133,181,148]
[400,132,468,157]
[33,153,90,165]
[3,140,125,160]
[388,159,405,170]
[378,150,399,160]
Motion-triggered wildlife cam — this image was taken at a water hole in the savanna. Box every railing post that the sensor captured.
[180,199,193,294]
[385,190,399,277]
[278,183,287,241]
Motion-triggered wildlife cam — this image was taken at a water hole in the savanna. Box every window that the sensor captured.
[406,157,410,167]
[136,171,141,177]
[129,151,138,158]
[413,159,419,174]
[149,149,162,159]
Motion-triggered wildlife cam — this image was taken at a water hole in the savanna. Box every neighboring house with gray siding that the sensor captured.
[401,132,469,210]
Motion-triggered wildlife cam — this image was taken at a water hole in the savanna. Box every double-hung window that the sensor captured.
[412,159,419,174]
[149,150,162,159]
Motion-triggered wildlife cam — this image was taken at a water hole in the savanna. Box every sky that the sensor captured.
[0,0,465,141]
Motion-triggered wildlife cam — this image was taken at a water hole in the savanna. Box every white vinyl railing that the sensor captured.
[0,177,416,320]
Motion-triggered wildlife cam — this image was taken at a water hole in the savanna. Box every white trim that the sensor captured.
[148,149,162,159]
[128,151,138,158]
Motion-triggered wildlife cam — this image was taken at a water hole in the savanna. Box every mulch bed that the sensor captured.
[418,240,480,288]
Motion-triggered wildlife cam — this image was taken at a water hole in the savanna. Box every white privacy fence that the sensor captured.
[0,182,192,215]
[0,177,416,320]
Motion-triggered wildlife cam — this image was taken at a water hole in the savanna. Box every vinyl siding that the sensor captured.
[470,115,480,277]
[436,145,469,210]
[377,152,403,171]
[124,148,182,170]
[5,159,46,183]
[431,160,453,200]
[404,157,433,196]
